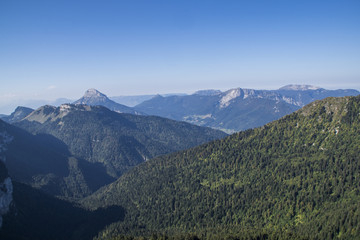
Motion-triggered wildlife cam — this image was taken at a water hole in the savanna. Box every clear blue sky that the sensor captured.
[1,0,359,112]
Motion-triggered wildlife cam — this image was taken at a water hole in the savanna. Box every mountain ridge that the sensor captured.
[135,85,359,132]
[11,104,226,198]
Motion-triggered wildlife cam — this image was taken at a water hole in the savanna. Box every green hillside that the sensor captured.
[84,95,360,239]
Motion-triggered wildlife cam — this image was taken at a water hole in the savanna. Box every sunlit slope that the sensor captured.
[84,95,360,239]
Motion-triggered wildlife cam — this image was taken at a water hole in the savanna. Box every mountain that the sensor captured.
[278,84,321,91]
[193,89,222,96]
[0,98,73,116]
[277,85,360,107]
[110,93,188,107]
[135,88,299,133]
[84,95,360,239]
[110,95,156,107]
[11,104,225,197]
[0,106,34,123]
[135,85,359,133]
[1,118,110,199]
[73,88,141,114]
[1,123,124,239]
[50,98,74,106]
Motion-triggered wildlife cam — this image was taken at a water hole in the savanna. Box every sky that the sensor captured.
[0,0,360,113]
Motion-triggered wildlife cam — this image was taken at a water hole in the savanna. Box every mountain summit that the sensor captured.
[73,89,140,114]
[77,88,108,104]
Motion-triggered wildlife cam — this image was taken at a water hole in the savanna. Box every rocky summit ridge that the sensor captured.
[73,89,140,114]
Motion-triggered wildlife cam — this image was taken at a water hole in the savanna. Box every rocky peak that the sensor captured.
[75,88,109,105]
[84,88,107,98]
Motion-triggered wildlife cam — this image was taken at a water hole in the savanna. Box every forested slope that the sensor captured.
[84,95,360,239]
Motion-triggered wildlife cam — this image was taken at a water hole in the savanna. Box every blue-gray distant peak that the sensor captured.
[279,84,321,91]
[193,89,222,96]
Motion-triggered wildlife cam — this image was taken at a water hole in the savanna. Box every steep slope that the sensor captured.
[84,95,360,239]
[0,128,14,229]
[15,104,226,179]
[0,161,12,230]
[1,118,114,199]
[0,106,34,123]
[0,181,125,240]
[135,85,359,132]
[73,88,141,114]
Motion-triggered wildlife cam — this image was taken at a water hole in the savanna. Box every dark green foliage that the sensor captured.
[84,96,360,239]
[0,182,125,240]
[0,161,8,182]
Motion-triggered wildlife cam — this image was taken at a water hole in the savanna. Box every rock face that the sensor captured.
[73,89,141,114]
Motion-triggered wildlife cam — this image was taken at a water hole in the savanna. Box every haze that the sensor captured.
[1,0,359,114]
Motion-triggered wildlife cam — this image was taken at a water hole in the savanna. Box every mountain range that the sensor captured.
[0,86,359,239]
[135,85,359,132]
[2,104,225,199]
[1,85,358,134]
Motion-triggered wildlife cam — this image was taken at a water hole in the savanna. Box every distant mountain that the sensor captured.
[12,104,225,196]
[50,98,73,106]
[110,95,156,107]
[110,93,188,107]
[73,88,141,114]
[84,95,360,239]
[135,88,298,133]
[193,89,222,96]
[0,98,73,115]
[277,85,360,107]
[0,106,34,123]
[279,84,321,91]
[135,85,359,132]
